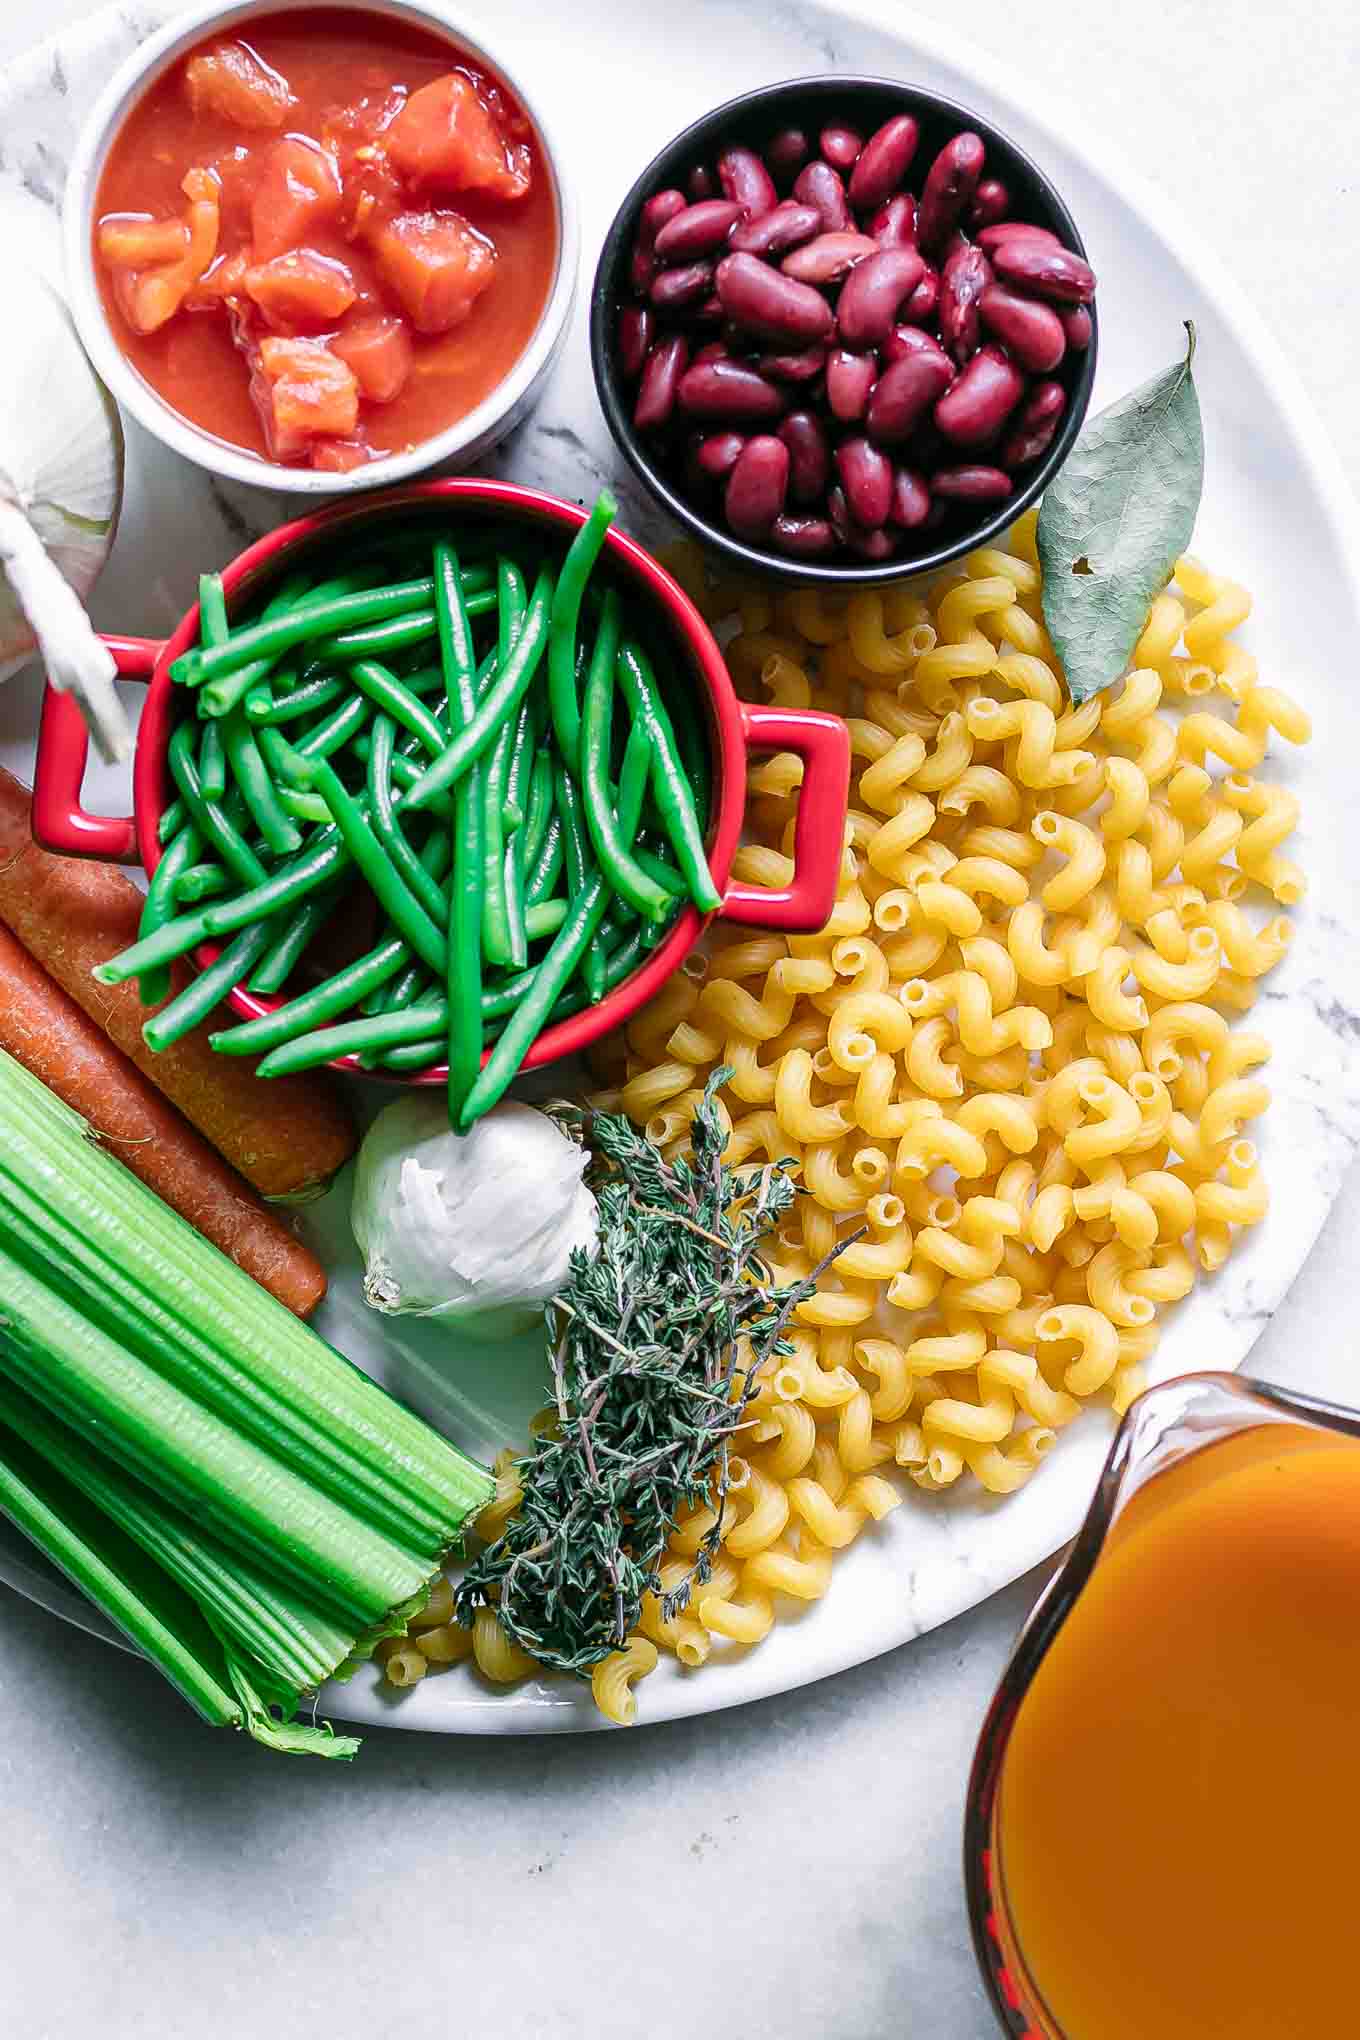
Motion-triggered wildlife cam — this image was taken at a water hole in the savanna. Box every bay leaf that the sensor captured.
[1037,322,1204,704]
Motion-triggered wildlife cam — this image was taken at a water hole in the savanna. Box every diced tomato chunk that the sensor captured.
[331,314,413,402]
[97,215,189,268]
[109,166,222,335]
[310,438,377,473]
[245,249,357,330]
[370,210,496,335]
[184,42,295,129]
[250,137,343,262]
[386,72,532,203]
[254,337,359,459]
[183,246,251,311]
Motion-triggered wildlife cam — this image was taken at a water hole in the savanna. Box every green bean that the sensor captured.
[156,798,188,847]
[404,567,553,812]
[434,542,485,1120]
[276,787,336,826]
[95,897,224,985]
[306,761,446,975]
[633,845,687,898]
[616,640,721,913]
[296,693,374,763]
[349,659,448,756]
[222,710,303,856]
[480,711,521,970]
[668,672,711,834]
[547,491,615,773]
[525,816,564,908]
[135,818,204,1004]
[255,1002,450,1078]
[367,715,449,926]
[247,888,340,997]
[211,935,412,1056]
[375,1037,448,1073]
[246,674,346,725]
[168,720,269,890]
[310,595,493,668]
[494,570,534,968]
[362,956,428,1018]
[458,879,611,1128]
[579,590,672,923]
[142,920,275,1054]
[365,747,453,819]
[174,862,233,904]
[175,576,437,690]
[202,830,346,938]
[521,753,554,873]
[554,762,606,1002]
[198,719,227,800]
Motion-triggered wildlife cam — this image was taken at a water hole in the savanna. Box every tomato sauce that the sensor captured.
[93,10,558,470]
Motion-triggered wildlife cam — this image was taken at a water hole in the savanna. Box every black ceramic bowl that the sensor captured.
[590,76,1098,585]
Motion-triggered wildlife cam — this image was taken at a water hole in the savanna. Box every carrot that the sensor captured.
[0,767,354,1202]
[0,924,327,1317]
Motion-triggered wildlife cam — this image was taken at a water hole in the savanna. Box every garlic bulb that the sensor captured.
[0,262,128,762]
[351,1093,598,1336]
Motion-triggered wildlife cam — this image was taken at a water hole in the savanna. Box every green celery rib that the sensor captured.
[0,1414,244,1729]
[0,1056,491,1541]
[0,1244,427,1630]
[0,1374,354,1698]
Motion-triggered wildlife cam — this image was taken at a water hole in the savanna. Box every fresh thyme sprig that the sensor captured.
[454,1070,855,1677]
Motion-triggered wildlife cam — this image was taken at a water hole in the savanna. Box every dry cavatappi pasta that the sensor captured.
[385,511,1310,1722]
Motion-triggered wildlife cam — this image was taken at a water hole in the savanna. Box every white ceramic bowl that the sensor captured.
[62,0,579,495]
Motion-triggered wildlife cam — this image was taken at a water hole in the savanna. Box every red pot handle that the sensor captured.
[31,636,163,862]
[720,703,850,932]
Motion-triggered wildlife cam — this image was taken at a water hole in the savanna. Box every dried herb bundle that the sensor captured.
[455,1072,832,1675]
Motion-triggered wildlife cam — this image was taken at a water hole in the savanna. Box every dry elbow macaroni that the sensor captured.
[388,514,1309,1722]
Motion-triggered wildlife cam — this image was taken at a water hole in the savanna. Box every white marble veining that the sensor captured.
[1,0,1360,2032]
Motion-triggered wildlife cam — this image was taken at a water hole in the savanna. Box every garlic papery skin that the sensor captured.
[0,265,128,762]
[351,1093,598,1337]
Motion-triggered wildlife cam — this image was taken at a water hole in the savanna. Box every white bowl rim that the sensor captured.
[62,0,580,495]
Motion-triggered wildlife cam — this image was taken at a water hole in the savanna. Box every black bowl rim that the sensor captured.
[590,73,1098,586]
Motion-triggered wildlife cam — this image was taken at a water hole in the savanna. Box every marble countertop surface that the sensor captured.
[2,2,1358,2035]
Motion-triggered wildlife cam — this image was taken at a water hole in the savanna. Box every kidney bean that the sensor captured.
[758,344,828,382]
[633,335,689,430]
[869,192,917,248]
[975,221,1061,255]
[687,165,716,201]
[916,133,986,255]
[836,247,927,348]
[767,128,811,186]
[836,435,894,527]
[826,348,879,422]
[793,160,853,233]
[640,189,687,245]
[848,114,921,211]
[650,261,714,311]
[991,239,1097,304]
[629,241,657,296]
[889,466,932,528]
[770,513,836,558]
[1001,380,1067,467]
[820,125,864,172]
[968,179,1011,231]
[729,200,823,257]
[694,429,747,479]
[780,230,879,284]
[977,283,1066,372]
[677,356,787,421]
[693,339,728,364]
[725,434,790,538]
[1061,305,1093,352]
[718,145,777,218]
[933,343,1025,447]
[778,409,831,503]
[901,262,940,325]
[617,304,655,379]
[883,323,950,368]
[865,343,955,443]
[653,199,744,262]
[931,464,1013,501]
[715,252,834,344]
[939,241,993,364]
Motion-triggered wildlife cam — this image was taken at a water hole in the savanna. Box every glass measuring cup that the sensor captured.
[963,1369,1360,2038]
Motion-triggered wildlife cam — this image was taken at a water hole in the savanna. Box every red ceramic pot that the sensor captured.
[32,479,850,1080]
